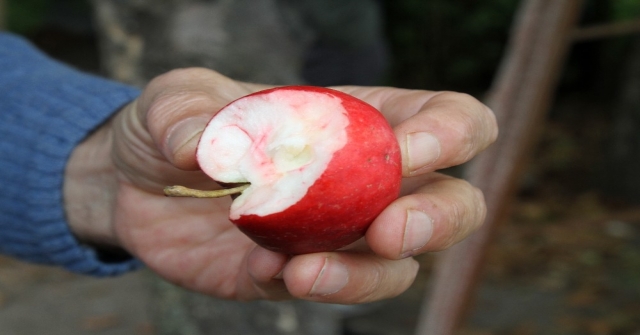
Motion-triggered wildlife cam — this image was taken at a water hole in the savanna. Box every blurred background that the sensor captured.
[1,0,640,334]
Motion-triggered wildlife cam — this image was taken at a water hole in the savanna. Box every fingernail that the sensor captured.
[406,132,441,173]
[166,116,209,157]
[309,257,349,296]
[401,209,434,258]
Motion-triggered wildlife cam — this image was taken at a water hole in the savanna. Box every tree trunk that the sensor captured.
[90,0,312,87]
[605,36,640,203]
[90,0,387,334]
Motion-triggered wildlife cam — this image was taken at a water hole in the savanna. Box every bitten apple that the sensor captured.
[165,86,402,254]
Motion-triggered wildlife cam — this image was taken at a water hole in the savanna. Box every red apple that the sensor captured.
[170,86,402,254]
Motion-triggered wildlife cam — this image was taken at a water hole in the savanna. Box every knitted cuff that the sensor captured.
[0,33,143,276]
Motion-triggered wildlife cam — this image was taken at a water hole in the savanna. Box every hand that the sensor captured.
[64,68,497,303]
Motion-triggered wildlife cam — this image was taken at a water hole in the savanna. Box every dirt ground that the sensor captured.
[0,258,152,335]
[1,201,639,335]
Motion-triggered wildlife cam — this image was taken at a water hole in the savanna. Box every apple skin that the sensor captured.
[201,86,402,254]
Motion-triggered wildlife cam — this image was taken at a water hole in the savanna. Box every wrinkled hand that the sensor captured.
[64,68,498,303]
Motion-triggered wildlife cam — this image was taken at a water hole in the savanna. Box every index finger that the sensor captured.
[334,87,498,176]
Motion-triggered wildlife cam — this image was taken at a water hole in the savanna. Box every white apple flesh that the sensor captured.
[194,86,402,254]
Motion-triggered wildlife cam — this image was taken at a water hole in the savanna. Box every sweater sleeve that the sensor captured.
[0,32,143,276]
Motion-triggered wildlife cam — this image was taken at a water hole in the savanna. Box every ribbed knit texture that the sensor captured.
[0,33,143,276]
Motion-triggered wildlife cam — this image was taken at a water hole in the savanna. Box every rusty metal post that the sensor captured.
[415,1,585,334]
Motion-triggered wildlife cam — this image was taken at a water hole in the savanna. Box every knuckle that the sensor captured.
[435,179,485,250]
[442,200,466,249]
[472,186,488,230]
[438,92,485,158]
[143,89,215,154]
[456,114,481,163]
[355,262,385,303]
[353,259,416,303]
[147,89,213,123]
[151,67,213,85]
[484,105,499,144]
[435,92,497,160]
[146,68,195,92]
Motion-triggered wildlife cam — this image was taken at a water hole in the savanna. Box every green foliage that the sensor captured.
[6,0,93,34]
[383,0,520,93]
[6,0,52,34]
[611,0,640,21]
[562,0,640,98]
[383,0,640,95]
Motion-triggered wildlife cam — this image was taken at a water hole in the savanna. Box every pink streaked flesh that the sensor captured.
[197,89,349,219]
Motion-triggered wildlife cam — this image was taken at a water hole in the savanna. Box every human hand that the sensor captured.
[64,68,497,303]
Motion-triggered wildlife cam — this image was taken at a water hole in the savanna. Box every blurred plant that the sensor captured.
[6,0,51,34]
[6,0,92,34]
[383,0,640,96]
[611,0,640,21]
[382,0,519,94]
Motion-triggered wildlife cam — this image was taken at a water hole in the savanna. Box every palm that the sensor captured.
[116,184,256,297]
[109,76,262,298]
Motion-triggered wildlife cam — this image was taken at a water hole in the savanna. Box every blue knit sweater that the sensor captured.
[0,33,143,276]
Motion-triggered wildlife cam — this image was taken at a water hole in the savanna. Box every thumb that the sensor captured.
[137,68,254,170]
[163,115,210,171]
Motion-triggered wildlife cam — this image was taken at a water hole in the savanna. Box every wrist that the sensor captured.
[63,120,121,248]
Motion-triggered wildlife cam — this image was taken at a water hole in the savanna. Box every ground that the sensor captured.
[1,197,638,335]
[0,258,152,334]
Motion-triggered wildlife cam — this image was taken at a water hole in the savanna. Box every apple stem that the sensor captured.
[163,184,250,198]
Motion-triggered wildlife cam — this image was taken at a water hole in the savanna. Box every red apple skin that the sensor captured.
[227,86,402,254]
